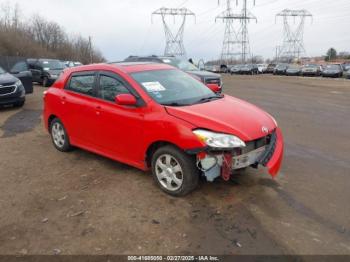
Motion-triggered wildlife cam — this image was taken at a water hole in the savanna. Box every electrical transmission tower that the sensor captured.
[152,7,195,58]
[216,0,257,64]
[276,9,313,62]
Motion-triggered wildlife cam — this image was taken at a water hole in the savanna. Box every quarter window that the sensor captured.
[69,75,95,96]
[99,75,130,102]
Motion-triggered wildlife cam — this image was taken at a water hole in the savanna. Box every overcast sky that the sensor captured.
[1,0,350,61]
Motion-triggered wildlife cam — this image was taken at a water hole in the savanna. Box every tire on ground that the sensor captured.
[151,145,199,197]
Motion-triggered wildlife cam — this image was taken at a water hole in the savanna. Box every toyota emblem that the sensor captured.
[262,126,269,134]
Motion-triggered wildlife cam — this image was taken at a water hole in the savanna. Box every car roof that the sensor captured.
[64,62,175,74]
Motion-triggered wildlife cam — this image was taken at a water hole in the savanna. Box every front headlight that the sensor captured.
[193,129,246,149]
[15,80,22,87]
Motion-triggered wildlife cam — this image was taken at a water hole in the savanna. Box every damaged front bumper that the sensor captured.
[188,128,284,182]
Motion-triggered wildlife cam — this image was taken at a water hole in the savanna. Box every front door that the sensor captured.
[93,71,145,165]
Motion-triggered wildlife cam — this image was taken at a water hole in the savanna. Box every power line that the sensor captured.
[215,0,257,64]
[276,9,313,62]
[151,7,196,58]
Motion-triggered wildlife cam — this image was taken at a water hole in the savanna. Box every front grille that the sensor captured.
[0,85,16,95]
[205,78,221,86]
[241,134,271,154]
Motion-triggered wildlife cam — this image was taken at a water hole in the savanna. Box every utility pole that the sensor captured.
[216,0,257,64]
[152,7,195,58]
[88,36,93,64]
[276,9,313,62]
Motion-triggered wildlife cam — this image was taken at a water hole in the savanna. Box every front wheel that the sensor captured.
[151,145,199,196]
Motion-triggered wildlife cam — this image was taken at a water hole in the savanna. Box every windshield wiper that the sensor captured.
[195,95,223,104]
[162,102,187,107]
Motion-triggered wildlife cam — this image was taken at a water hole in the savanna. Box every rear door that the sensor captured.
[93,71,145,163]
[61,71,100,147]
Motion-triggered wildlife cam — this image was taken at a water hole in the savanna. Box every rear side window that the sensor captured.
[98,75,130,102]
[69,75,95,96]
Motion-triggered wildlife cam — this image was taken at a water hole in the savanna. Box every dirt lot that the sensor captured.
[0,75,349,255]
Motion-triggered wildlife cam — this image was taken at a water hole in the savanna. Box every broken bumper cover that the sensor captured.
[258,127,284,177]
[188,127,284,180]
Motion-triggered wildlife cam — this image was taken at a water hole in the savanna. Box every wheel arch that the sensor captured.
[47,114,58,131]
[145,140,184,168]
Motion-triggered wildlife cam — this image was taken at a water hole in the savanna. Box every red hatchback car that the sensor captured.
[43,62,284,196]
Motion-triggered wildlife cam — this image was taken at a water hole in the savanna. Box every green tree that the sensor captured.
[325,48,337,61]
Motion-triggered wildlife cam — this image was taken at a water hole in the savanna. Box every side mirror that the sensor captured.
[206,83,221,93]
[115,94,137,106]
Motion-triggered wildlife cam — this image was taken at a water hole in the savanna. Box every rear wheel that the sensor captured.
[151,145,199,196]
[50,118,72,152]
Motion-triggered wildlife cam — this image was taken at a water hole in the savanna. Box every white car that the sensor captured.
[257,64,268,74]
[65,61,83,68]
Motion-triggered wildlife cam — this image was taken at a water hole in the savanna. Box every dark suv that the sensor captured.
[27,59,66,87]
[0,66,26,107]
[124,56,222,93]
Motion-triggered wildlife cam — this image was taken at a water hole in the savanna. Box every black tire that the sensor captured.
[49,118,72,152]
[43,76,50,87]
[151,145,199,196]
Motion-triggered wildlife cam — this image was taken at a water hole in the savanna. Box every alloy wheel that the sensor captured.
[155,154,183,191]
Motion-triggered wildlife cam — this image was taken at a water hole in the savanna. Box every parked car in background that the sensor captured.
[266,63,276,74]
[124,56,222,93]
[65,61,83,68]
[342,63,350,71]
[27,59,66,87]
[286,64,302,76]
[274,64,288,75]
[230,64,242,74]
[204,65,221,73]
[301,64,322,77]
[240,64,259,75]
[257,64,268,74]
[344,69,350,79]
[43,62,284,196]
[322,64,343,78]
[0,66,26,107]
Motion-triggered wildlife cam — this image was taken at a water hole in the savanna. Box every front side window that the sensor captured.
[131,69,217,106]
[68,75,95,96]
[98,75,130,102]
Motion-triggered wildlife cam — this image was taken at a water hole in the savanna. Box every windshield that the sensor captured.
[161,58,198,71]
[0,66,6,74]
[325,64,341,70]
[276,64,287,69]
[41,60,66,70]
[304,64,318,69]
[131,69,219,106]
[288,65,300,69]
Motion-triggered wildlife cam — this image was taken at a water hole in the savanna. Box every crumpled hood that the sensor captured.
[166,95,276,141]
[0,73,18,85]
